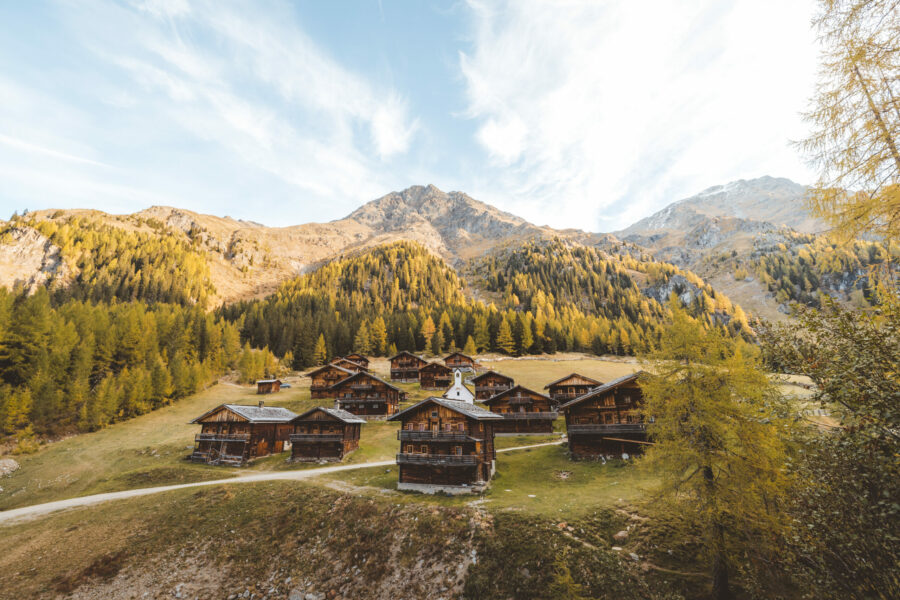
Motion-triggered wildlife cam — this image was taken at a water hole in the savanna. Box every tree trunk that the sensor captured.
[704,465,732,600]
[712,524,732,600]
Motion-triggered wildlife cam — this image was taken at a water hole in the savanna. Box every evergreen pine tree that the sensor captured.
[353,321,371,354]
[463,335,477,356]
[496,319,515,354]
[313,334,328,365]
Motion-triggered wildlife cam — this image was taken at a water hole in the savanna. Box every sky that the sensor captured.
[0,0,820,232]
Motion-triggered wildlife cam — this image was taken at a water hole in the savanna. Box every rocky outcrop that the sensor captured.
[0,226,70,294]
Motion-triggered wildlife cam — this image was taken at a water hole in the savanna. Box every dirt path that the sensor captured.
[0,440,564,525]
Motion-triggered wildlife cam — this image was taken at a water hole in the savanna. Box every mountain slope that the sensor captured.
[0,185,572,306]
[620,176,821,239]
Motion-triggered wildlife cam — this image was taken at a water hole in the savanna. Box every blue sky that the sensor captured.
[0,0,819,231]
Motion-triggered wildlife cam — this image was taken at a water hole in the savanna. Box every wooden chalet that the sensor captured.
[341,353,370,369]
[189,401,297,466]
[388,397,503,494]
[471,370,515,401]
[307,364,355,399]
[483,385,557,434]
[560,372,648,459]
[389,350,428,382]
[256,378,282,394]
[544,373,603,406]
[329,357,369,373]
[331,371,404,418]
[443,351,476,372]
[419,361,452,390]
[289,407,366,462]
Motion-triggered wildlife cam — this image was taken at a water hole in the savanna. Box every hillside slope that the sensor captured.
[0,185,583,306]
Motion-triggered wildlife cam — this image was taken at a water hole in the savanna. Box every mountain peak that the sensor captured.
[622,176,817,237]
[343,185,543,260]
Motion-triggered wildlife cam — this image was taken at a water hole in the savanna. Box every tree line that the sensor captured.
[0,288,248,451]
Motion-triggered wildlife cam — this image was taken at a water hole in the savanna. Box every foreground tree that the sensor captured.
[639,303,791,600]
[758,296,900,599]
[798,0,900,240]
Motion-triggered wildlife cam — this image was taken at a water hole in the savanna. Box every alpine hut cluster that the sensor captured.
[187,350,652,495]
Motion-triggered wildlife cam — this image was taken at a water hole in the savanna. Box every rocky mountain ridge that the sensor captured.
[0,177,833,317]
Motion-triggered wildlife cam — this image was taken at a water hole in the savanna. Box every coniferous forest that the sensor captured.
[220,239,752,369]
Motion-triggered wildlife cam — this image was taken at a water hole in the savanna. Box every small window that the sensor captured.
[420,445,428,454]
[431,410,438,418]
[453,446,462,455]
[405,445,413,453]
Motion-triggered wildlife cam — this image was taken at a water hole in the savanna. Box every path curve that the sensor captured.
[0,439,564,525]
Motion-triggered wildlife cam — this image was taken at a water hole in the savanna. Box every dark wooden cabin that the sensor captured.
[388,397,502,494]
[289,407,366,462]
[341,354,370,369]
[256,378,282,394]
[189,402,297,466]
[471,370,515,401]
[443,351,476,372]
[329,357,369,373]
[561,372,648,459]
[331,371,404,418]
[544,373,602,406]
[389,350,428,382]
[307,364,355,399]
[419,361,452,390]
[483,385,557,434]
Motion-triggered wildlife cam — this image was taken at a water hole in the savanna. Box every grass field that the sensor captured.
[323,443,655,518]
[0,380,324,510]
[0,353,812,513]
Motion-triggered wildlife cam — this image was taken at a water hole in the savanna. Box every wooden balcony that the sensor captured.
[290,433,344,442]
[475,385,512,393]
[551,391,583,401]
[195,433,251,442]
[507,396,536,405]
[567,423,645,434]
[338,396,391,404]
[396,453,479,466]
[398,430,480,442]
[500,412,558,420]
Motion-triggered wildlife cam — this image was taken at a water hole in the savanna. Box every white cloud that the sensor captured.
[458,0,820,231]
[0,0,420,221]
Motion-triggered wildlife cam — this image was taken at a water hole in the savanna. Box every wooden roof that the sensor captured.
[256,379,282,384]
[389,350,426,362]
[559,372,646,409]
[304,363,354,378]
[292,406,367,424]
[388,397,503,422]
[470,370,514,384]
[543,372,603,389]
[443,351,475,362]
[419,361,451,374]
[329,357,369,371]
[190,403,298,424]
[482,384,552,405]
[328,370,401,392]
